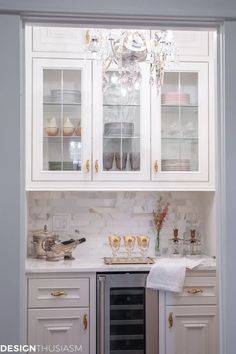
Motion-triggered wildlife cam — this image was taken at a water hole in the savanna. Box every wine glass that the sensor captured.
[137,235,150,259]
[123,236,136,258]
[108,235,121,259]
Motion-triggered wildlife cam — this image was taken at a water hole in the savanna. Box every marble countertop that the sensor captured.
[25,256,216,274]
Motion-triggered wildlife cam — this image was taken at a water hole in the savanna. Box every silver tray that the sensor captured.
[104,257,156,265]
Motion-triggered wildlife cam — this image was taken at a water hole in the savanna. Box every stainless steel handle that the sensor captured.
[98,276,106,354]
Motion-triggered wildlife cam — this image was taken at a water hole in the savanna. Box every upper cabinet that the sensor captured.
[31,58,92,182]
[151,62,209,182]
[25,26,216,191]
[92,62,150,181]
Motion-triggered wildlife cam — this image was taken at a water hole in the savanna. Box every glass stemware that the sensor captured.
[137,235,150,259]
[123,236,136,258]
[108,235,121,258]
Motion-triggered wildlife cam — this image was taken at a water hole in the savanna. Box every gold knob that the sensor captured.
[51,290,67,297]
[168,312,174,328]
[187,288,203,295]
[85,30,90,44]
[95,160,99,173]
[154,160,158,175]
[86,160,90,174]
[83,314,88,330]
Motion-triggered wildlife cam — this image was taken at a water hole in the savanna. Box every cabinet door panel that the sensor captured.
[166,305,217,354]
[32,58,92,182]
[151,62,209,182]
[93,62,150,181]
[28,308,89,354]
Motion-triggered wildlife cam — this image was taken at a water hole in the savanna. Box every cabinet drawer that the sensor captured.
[166,277,217,305]
[32,27,87,53]
[28,278,89,308]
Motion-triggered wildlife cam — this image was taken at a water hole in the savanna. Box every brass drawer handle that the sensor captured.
[187,288,203,295]
[86,160,90,174]
[83,314,88,330]
[168,312,174,328]
[95,160,99,173]
[154,160,158,175]
[50,290,67,297]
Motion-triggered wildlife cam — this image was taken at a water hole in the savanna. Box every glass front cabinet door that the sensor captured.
[92,62,150,181]
[31,58,92,182]
[151,62,209,182]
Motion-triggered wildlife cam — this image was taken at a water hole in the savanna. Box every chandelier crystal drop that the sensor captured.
[86,29,178,91]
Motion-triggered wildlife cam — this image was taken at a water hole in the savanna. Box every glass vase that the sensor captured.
[155,230,161,257]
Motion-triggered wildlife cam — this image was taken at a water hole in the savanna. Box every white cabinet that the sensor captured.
[151,62,210,183]
[92,62,150,181]
[27,275,96,354]
[165,305,217,354]
[26,25,215,190]
[31,58,92,183]
[160,272,218,354]
[28,308,89,353]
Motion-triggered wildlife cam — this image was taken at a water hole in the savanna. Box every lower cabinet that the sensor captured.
[165,305,217,354]
[27,274,96,354]
[28,308,89,352]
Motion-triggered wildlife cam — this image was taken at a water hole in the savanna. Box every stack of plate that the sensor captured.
[161,159,191,171]
[161,92,190,105]
[44,90,81,104]
[104,122,134,137]
[48,161,81,171]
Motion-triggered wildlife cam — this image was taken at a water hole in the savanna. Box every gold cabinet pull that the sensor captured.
[83,314,88,330]
[168,312,174,328]
[85,160,90,174]
[187,288,203,295]
[50,290,67,297]
[154,160,158,175]
[95,160,99,173]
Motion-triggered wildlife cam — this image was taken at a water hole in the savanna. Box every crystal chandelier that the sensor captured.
[86,29,178,91]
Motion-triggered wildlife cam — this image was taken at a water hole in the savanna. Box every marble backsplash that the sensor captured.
[27,191,212,259]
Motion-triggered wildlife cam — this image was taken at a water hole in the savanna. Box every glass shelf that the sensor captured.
[161,104,198,108]
[43,136,81,139]
[43,102,81,106]
[161,137,198,140]
[103,136,140,139]
[103,104,141,107]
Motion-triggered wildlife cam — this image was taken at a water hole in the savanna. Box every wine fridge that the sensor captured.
[97,272,159,354]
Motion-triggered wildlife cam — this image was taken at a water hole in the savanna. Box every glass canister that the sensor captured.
[168,229,184,257]
[186,229,201,256]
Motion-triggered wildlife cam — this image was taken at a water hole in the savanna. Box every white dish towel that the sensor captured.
[146,257,204,293]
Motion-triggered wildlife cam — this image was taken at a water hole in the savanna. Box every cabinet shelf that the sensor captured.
[43,102,81,106]
[161,104,198,108]
[43,136,81,139]
[103,136,140,139]
[103,104,140,107]
[161,137,198,140]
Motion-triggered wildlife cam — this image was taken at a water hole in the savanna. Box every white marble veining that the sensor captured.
[27,191,215,259]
